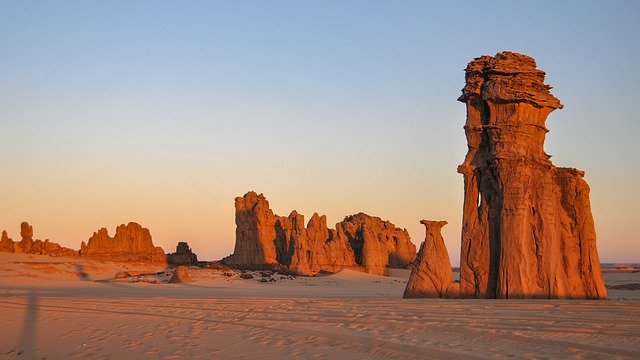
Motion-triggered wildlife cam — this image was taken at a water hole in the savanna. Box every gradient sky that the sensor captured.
[1,1,639,264]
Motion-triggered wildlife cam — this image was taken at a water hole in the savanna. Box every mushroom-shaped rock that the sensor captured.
[403,221,453,299]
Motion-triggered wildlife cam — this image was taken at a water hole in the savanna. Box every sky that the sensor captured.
[1,1,639,264]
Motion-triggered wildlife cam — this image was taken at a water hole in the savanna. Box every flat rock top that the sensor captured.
[459,51,563,109]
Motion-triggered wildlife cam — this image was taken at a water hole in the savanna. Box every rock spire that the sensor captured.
[456,51,606,299]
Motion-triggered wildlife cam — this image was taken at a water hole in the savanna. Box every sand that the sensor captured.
[1,253,639,359]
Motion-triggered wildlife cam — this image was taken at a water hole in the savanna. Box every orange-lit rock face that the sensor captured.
[458,51,606,299]
[226,192,417,276]
[80,222,166,262]
[0,230,15,253]
[403,220,454,298]
[6,222,76,257]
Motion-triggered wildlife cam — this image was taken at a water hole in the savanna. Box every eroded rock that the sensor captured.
[79,222,166,262]
[225,192,417,276]
[0,230,15,253]
[168,266,193,283]
[168,242,198,266]
[403,221,453,298]
[6,222,76,257]
[457,51,606,299]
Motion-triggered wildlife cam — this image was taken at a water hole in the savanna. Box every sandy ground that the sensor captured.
[0,253,639,359]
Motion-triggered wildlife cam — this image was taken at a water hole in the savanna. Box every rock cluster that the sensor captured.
[168,242,198,266]
[1,222,76,257]
[405,51,606,299]
[79,222,166,262]
[225,192,417,275]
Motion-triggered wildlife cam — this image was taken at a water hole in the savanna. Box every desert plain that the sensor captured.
[0,252,639,359]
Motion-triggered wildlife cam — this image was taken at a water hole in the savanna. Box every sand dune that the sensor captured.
[1,253,639,359]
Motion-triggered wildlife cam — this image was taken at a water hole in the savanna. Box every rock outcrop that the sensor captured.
[79,222,166,262]
[0,230,15,253]
[168,242,198,266]
[456,51,606,299]
[3,222,76,257]
[17,222,34,253]
[224,192,417,276]
[403,221,454,298]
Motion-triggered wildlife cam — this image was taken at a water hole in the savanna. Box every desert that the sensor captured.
[1,253,640,359]
[2,2,640,359]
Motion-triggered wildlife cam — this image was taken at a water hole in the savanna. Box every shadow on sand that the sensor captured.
[16,290,38,358]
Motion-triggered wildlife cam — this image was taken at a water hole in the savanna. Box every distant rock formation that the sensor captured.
[168,242,198,266]
[453,51,606,299]
[0,230,15,253]
[403,221,454,298]
[18,222,34,253]
[224,192,417,276]
[2,222,76,257]
[79,222,166,262]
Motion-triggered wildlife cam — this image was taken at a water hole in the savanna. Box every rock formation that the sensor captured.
[224,192,417,276]
[456,51,606,299]
[168,242,198,266]
[168,266,193,283]
[0,230,15,253]
[403,221,454,298]
[79,222,166,262]
[18,222,34,253]
[2,222,76,257]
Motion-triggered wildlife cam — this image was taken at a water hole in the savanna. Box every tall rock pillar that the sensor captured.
[457,51,606,299]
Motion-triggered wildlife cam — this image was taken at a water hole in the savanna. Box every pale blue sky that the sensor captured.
[1,1,638,263]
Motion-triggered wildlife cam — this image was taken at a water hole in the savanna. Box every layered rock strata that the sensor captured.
[168,242,198,266]
[403,221,454,298]
[80,222,166,262]
[225,192,417,276]
[456,51,606,299]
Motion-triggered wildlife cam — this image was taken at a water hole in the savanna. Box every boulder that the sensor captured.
[168,242,198,266]
[457,51,606,299]
[79,222,166,262]
[403,221,453,298]
[168,266,193,283]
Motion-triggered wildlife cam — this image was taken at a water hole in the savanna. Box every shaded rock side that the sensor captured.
[225,192,279,266]
[79,222,166,262]
[8,222,76,257]
[168,242,198,266]
[225,192,417,276]
[337,213,416,275]
[0,230,15,253]
[457,51,606,299]
[403,221,454,298]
